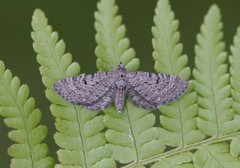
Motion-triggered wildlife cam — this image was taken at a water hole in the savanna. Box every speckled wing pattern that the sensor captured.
[126,72,188,109]
[54,72,116,111]
[54,63,188,112]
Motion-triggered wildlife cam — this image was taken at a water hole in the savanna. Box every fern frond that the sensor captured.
[31,9,115,168]
[94,0,165,165]
[94,0,139,71]
[0,61,54,168]
[193,5,240,137]
[193,143,240,168]
[152,0,205,147]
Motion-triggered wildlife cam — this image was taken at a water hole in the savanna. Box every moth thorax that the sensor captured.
[116,79,126,88]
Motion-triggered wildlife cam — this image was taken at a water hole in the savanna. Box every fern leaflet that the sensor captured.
[31,9,115,168]
[95,0,165,166]
[94,0,139,71]
[0,61,54,168]
[193,5,240,137]
[152,0,205,147]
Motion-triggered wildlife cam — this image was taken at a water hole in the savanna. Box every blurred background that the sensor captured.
[0,0,240,167]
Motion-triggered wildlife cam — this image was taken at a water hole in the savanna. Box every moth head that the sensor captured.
[118,62,125,70]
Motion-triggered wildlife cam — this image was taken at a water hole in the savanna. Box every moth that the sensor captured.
[54,62,188,112]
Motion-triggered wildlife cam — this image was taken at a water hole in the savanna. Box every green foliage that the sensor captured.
[152,0,205,147]
[0,61,54,168]
[94,0,139,71]
[103,102,165,164]
[152,152,193,168]
[31,9,115,168]
[95,0,165,165]
[193,5,240,137]
[229,25,240,160]
[1,0,240,167]
[230,27,240,115]
[193,143,240,168]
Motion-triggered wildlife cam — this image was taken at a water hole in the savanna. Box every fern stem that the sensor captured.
[177,101,186,147]
[74,106,88,168]
[21,112,35,168]
[125,103,140,163]
[207,42,220,138]
[122,132,240,168]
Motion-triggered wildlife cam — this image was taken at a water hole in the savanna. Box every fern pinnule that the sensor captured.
[193,5,240,137]
[193,143,240,168]
[31,9,115,168]
[152,0,205,147]
[0,61,54,168]
[230,136,240,157]
[152,152,193,168]
[94,0,139,71]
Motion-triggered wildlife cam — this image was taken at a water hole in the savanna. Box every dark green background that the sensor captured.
[0,0,240,167]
